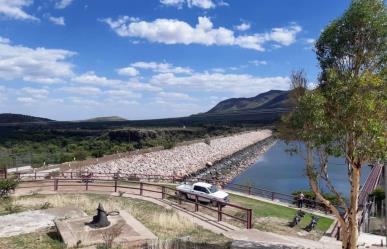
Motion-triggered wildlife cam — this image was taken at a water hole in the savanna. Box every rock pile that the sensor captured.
[86,130,272,177]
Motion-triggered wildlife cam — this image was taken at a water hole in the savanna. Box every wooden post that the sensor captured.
[86,180,88,191]
[195,195,199,212]
[172,176,175,183]
[34,171,37,181]
[247,209,252,229]
[70,172,73,179]
[54,179,59,191]
[218,204,222,222]
[162,186,165,199]
[140,182,143,196]
[271,192,275,201]
[178,191,182,205]
[248,186,251,195]
[114,179,118,192]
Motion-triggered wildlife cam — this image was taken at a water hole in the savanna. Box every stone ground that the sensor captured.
[0,207,85,237]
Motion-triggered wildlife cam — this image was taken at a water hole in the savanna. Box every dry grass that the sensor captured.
[11,193,229,245]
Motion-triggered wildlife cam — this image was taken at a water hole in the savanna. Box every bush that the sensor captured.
[0,178,19,198]
[292,189,345,210]
[204,135,211,145]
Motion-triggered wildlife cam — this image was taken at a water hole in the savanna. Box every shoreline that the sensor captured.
[187,137,277,185]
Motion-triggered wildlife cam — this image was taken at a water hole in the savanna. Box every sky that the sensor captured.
[0,0,351,121]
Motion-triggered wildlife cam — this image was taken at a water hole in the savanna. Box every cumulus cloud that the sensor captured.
[21,87,49,99]
[157,91,194,101]
[0,0,38,21]
[116,66,139,77]
[150,71,290,96]
[58,86,102,95]
[0,37,76,83]
[160,0,217,9]
[160,0,185,8]
[102,16,302,51]
[249,60,267,66]
[48,16,65,26]
[131,61,192,74]
[55,0,73,9]
[234,22,250,31]
[72,71,122,87]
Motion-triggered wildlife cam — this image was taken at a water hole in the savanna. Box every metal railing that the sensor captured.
[17,178,253,229]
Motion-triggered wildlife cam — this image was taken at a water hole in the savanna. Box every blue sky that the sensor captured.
[0,0,350,120]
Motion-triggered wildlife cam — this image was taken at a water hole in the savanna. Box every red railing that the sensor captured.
[17,178,253,229]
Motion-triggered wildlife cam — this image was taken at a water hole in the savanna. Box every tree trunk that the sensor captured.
[344,163,361,249]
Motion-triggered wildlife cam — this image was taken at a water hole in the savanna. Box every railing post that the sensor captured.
[247,209,252,229]
[70,172,73,179]
[248,186,251,195]
[178,191,182,205]
[85,180,89,191]
[54,179,59,191]
[140,182,143,196]
[34,171,37,181]
[172,176,175,183]
[271,192,275,201]
[114,179,118,192]
[162,186,165,199]
[218,203,222,222]
[195,195,199,212]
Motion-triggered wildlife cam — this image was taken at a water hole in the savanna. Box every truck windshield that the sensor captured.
[209,186,218,193]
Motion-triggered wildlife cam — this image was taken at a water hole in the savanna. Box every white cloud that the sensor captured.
[160,0,217,9]
[249,60,267,66]
[55,0,73,9]
[158,91,194,100]
[72,71,121,87]
[102,16,301,52]
[48,16,65,26]
[0,37,76,83]
[187,0,215,9]
[131,61,192,74]
[58,86,102,95]
[160,0,185,8]
[116,66,139,77]
[21,87,49,98]
[0,0,38,21]
[150,71,290,96]
[17,97,35,103]
[106,89,141,99]
[269,25,302,46]
[234,22,250,31]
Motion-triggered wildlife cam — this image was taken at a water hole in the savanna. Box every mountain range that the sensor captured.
[0,89,292,124]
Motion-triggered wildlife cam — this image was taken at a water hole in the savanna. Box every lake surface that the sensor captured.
[229,140,371,198]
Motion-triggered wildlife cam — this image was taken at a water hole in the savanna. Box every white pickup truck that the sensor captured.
[176,182,229,206]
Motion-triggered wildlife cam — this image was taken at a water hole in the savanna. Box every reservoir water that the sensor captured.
[229,140,371,198]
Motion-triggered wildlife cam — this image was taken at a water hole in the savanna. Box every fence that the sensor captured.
[17,178,252,229]
[225,183,330,211]
[8,170,332,212]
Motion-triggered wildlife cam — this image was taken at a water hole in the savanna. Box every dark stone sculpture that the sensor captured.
[89,203,110,228]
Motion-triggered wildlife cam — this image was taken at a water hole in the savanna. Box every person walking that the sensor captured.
[298,192,305,208]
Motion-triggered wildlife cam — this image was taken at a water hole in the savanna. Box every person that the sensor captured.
[298,192,305,208]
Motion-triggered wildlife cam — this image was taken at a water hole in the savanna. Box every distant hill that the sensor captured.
[205,90,292,115]
[0,113,53,123]
[82,116,128,122]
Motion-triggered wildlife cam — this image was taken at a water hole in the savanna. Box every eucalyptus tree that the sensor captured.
[281,1,386,248]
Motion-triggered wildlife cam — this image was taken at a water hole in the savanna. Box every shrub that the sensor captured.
[204,135,211,146]
[0,178,19,198]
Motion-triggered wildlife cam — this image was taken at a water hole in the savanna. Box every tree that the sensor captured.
[281,1,386,248]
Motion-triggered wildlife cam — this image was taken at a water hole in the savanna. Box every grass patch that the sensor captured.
[0,228,65,249]
[229,194,333,232]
